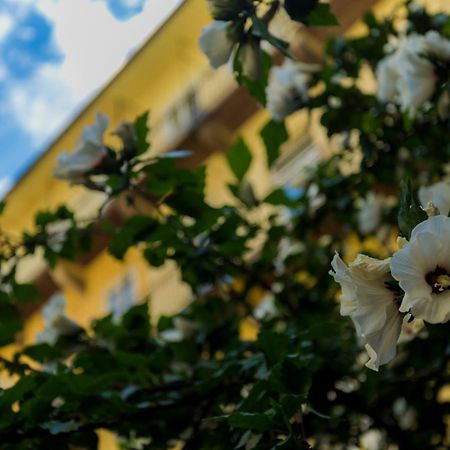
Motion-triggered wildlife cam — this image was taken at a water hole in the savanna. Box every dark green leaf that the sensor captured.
[227,138,253,181]
[284,0,318,22]
[260,120,289,167]
[228,412,274,431]
[398,179,427,239]
[109,215,159,259]
[134,111,150,155]
[252,17,291,57]
[264,189,298,207]
[258,330,290,365]
[303,4,339,26]
[234,50,272,105]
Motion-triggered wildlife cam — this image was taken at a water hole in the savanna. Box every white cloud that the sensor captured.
[1,0,183,153]
[8,64,74,147]
[0,13,13,39]
[34,0,182,101]
[0,177,13,199]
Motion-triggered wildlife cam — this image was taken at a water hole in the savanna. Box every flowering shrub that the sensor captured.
[0,1,449,449]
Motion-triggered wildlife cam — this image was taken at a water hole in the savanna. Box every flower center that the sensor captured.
[425,266,450,294]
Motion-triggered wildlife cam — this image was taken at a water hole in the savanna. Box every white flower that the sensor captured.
[392,398,417,431]
[274,237,305,275]
[254,293,278,320]
[330,253,402,371]
[418,181,450,216]
[391,215,450,324]
[306,183,326,214]
[236,40,262,81]
[199,21,235,69]
[376,32,450,114]
[54,113,109,183]
[159,317,198,343]
[46,219,73,252]
[266,60,316,121]
[36,293,82,345]
[398,317,426,344]
[356,192,384,235]
[424,30,450,61]
[376,35,432,114]
[359,429,385,450]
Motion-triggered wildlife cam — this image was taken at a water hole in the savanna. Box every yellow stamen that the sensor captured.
[436,275,450,289]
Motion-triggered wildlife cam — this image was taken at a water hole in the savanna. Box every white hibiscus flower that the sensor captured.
[46,219,73,253]
[199,21,235,69]
[254,293,278,320]
[418,181,450,216]
[330,253,403,371]
[376,34,436,114]
[54,113,109,184]
[391,215,450,324]
[424,30,450,61]
[376,31,450,115]
[199,22,262,80]
[266,59,318,121]
[274,237,305,275]
[36,293,83,345]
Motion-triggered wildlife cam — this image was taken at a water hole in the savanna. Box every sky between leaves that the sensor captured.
[0,0,183,197]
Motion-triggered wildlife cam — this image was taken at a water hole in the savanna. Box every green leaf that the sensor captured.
[0,304,22,347]
[284,0,318,22]
[227,138,253,181]
[23,343,61,363]
[251,17,291,58]
[398,179,427,239]
[303,4,339,26]
[13,283,40,304]
[274,436,311,449]
[234,50,272,105]
[228,412,274,431]
[134,111,150,155]
[260,120,289,167]
[109,215,158,259]
[269,354,312,398]
[258,330,290,365]
[264,189,298,207]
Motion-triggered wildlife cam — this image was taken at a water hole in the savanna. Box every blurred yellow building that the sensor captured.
[2,0,446,447]
[1,0,384,342]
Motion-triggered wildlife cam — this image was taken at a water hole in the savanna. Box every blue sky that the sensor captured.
[0,0,182,196]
